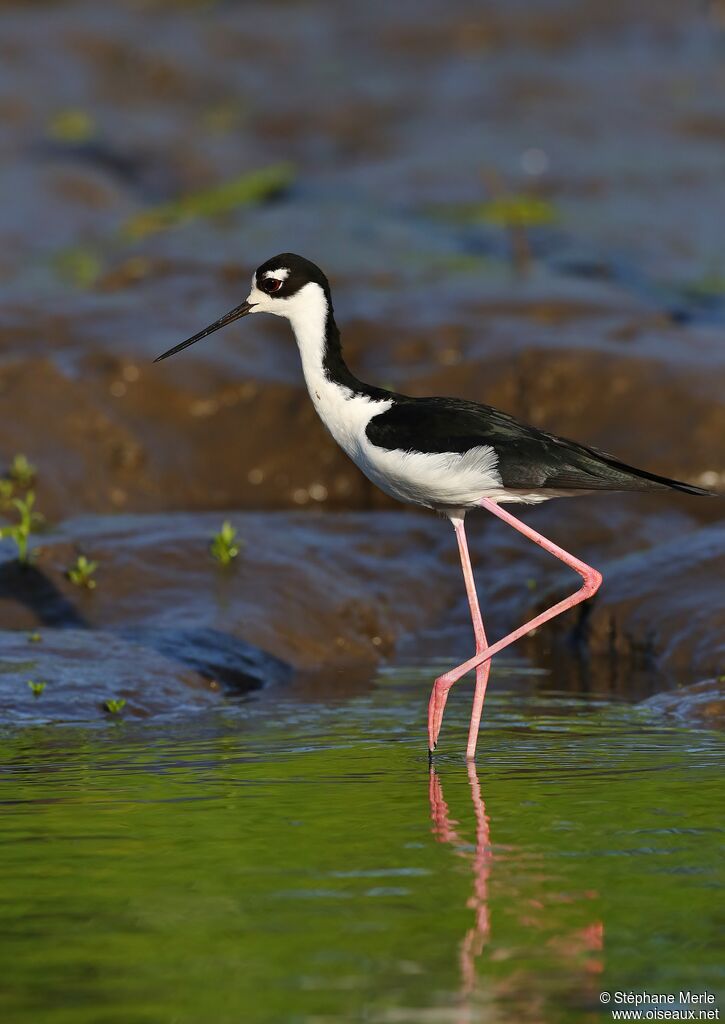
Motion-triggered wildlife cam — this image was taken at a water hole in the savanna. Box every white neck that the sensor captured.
[283,282,330,396]
[279,281,391,458]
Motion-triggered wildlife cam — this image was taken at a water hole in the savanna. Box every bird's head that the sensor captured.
[154,253,331,363]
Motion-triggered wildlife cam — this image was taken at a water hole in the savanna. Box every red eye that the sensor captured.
[260,277,282,294]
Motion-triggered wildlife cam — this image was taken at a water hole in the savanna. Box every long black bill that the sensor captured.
[153,300,255,363]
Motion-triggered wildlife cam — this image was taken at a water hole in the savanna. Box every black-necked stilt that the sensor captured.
[155,253,714,759]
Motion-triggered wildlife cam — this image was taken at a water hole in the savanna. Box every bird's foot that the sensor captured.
[427,672,456,752]
[428,652,492,756]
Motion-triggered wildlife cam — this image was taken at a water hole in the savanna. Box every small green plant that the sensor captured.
[104,698,126,715]
[53,246,103,290]
[27,631,42,643]
[122,163,294,241]
[27,680,46,697]
[0,479,13,509]
[48,108,96,143]
[66,555,98,589]
[8,454,36,488]
[0,492,42,564]
[475,194,558,230]
[210,521,241,566]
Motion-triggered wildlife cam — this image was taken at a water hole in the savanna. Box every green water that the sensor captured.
[1,664,722,1024]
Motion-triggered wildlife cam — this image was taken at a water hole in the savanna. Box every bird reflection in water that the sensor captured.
[429,762,493,998]
[429,762,604,1017]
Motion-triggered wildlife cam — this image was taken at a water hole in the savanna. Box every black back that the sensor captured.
[365,396,712,495]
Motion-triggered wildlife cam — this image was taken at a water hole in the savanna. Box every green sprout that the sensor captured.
[122,162,295,241]
[53,246,103,290]
[8,454,36,488]
[48,108,96,143]
[0,492,42,564]
[104,698,126,715]
[210,521,241,566]
[475,194,558,229]
[0,479,13,509]
[66,555,99,590]
[431,170,560,275]
[27,632,42,643]
[27,680,46,697]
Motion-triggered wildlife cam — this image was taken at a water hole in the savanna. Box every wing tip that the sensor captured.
[667,479,718,497]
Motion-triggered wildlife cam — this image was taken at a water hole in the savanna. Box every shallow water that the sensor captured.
[2,662,722,1024]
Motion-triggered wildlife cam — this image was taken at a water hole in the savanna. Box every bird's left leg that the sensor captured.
[428,517,491,753]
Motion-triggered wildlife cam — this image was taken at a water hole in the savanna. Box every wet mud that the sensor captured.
[642,677,725,729]
[0,512,455,720]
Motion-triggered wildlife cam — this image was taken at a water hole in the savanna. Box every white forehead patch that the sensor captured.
[264,268,289,282]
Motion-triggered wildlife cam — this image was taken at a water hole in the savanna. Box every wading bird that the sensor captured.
[155,253,712,758]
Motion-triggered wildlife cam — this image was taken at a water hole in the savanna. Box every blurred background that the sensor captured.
[1,0,723,519]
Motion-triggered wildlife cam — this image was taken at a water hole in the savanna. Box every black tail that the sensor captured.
[591,451,716,496]
[660,478,716,496]
[548,434,719,496]
[658,477,715,496]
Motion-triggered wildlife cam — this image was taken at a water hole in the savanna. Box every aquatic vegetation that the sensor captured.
[66,555,99,590]
[482,190,558,273]
[210,521,241,566]
[430,194,558,230]
[52,246,103,290]
[685,268,725,299]
[47,108,96,142]
[0,454,36,512]
[26,680,46,697]
[474,194,559,229]
[0,492,42,565]
[8,454,36,488]
[122,162,295,241]
[104,698,126,715]
[430,178,559,274]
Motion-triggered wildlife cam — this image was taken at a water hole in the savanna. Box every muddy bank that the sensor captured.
[0,306,722,522]
[0,0,723,522]
[0,501,721,723]
[0,629,225,724]
[642,678,725,730]
[0,511,455,721]
[585,520,725,683]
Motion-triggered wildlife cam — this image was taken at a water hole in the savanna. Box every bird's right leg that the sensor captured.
[432,497,602,758]
[428,516,491,753]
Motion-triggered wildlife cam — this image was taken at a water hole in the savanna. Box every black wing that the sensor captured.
[365,397,711,495]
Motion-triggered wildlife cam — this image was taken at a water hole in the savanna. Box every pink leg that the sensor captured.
[428,517,491,756]
[430,497,602,758]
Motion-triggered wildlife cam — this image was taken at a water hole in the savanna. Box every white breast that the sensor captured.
[285,282,506,510]
[358,440,504,509]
